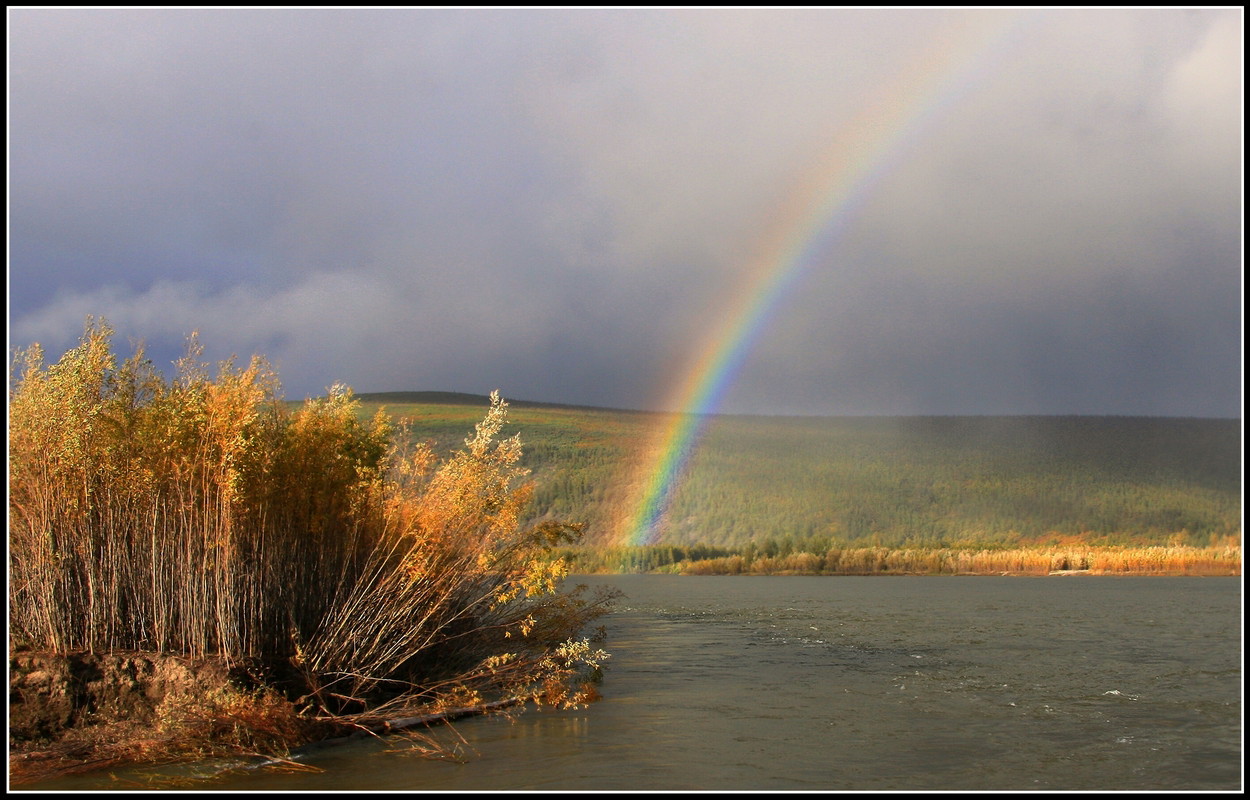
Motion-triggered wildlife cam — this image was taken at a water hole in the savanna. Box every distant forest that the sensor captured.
[354,393,1241,560]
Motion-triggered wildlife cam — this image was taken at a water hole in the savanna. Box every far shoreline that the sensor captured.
[559,543,1241,578]
[572,572,1241,577]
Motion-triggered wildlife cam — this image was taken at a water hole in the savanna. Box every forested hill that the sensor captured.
[352,394,1241,551]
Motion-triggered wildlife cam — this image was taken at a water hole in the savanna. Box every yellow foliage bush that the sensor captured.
[9,318,616,724]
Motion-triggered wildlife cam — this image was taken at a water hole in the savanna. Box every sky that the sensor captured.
[8,7,1244,417]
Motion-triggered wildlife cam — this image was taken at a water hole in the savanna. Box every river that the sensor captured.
[30,575,1242,791]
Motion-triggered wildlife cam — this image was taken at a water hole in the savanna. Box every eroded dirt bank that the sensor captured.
[9,649,308,784]
[11,650,236,739]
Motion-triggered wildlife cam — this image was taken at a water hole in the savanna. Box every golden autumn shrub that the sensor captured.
[9,319,615,726]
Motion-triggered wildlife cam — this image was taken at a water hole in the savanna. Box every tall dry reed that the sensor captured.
[10,319,614,719]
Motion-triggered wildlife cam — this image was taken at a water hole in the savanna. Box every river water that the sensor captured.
[31,575,1242,791]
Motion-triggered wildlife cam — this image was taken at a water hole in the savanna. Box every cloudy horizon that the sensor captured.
[8,8,1243,418]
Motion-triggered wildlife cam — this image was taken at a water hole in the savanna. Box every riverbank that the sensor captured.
[8,652,585,787]
[8,649,347,785]
[9,646,595,786]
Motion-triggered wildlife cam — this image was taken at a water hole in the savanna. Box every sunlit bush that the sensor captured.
[9,318,615,724]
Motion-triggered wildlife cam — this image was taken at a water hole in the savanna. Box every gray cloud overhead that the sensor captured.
[9,8,1243,416]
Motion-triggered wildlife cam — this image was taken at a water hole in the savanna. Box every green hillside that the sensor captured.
[354,393,1242,553]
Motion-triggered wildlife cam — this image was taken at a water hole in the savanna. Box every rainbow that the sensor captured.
[620,12,1031,547]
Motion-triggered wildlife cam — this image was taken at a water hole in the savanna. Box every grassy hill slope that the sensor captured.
[353,393,1241,554]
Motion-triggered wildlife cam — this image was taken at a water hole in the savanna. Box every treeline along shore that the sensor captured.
[551,543,1240,576]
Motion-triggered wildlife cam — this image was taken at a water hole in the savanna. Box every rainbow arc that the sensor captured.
[619,12,1031,547]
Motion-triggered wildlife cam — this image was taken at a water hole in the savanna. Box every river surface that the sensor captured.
[32,575,1242,791]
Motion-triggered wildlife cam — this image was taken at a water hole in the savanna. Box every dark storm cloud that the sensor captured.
[8,8,1242,416]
